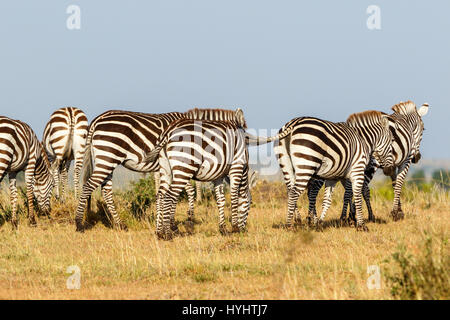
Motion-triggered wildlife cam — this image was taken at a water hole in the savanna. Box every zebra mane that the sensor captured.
[184,108,248,129]
[346,110,386,126]
[391,100,416,115]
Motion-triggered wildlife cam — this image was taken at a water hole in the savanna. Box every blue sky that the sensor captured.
[0,1,448,161]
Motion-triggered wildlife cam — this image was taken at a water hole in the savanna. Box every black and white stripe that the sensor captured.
[75,108,249,232]
[336,101,429,222]
[43,107,88,199]
[274,111,395,231]
[144,118,288,239]
[0,116,54,228]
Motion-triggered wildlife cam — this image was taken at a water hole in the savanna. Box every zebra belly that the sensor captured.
[195,160,229,181]
[315,157,349,180]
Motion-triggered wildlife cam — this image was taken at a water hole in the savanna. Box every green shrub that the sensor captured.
[384,233,449,300]
[125,176,156,220]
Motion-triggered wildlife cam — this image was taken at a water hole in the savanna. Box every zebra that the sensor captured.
[74,108,249,232]
[43,107,88,199]
[274,110,395,231]
[328,101,429,223]
[144,118,291,240]
[0,116,54,228]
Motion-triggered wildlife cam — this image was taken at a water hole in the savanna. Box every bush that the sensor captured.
[125,175,157,220]
[432,169,450,190]
[384,233,449,300]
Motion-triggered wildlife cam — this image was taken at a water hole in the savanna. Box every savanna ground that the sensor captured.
[0,176,448,300]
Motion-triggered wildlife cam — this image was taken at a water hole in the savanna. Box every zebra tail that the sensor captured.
[81,133,93,211]
[144,134,170,163]
[245,125,294,146]
[62,114,74,160]
[144,144,163,163]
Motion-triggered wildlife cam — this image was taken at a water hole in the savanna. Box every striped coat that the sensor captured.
[0,116,54,228]
[274,110,395,231]
[43,107,88,199]
[74,108,249,232]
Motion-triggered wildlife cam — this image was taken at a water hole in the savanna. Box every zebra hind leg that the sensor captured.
[8,173,18,229]
[184,182,195,224]
[101,177,127,231]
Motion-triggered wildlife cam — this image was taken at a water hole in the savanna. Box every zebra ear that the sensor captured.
[235,108,247,129]
[417,103,429,117]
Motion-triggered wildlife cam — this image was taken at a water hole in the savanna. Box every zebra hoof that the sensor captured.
[315,220,324,232]
[356,224,369,232]
[306,216,316,228]
[118,223,128,232]
[391,210,404,221]
[29,220,37,228]
[219,225,228,235]
[11,219,18,230]
[156,230,173,241]
[75,222,85,233]
[368,215,376,223]
[170,223,179,232]
[231,225,240,233]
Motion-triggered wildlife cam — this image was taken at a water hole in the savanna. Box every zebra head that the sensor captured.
[33,151,55,213]
[373,114,396,176]
[411,103,429,163]
[392,101,429,164]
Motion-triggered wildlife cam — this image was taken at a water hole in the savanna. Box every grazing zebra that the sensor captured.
[75,108,248,232]
[0,116,54,228]
[335,101,429,222]
[43,107,88,199]
[144,118,290,240]
[274,110,395,231]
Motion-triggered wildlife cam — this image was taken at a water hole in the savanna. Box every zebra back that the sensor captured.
[185,108,247,129]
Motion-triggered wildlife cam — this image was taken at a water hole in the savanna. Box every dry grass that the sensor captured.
[0,180,448,300]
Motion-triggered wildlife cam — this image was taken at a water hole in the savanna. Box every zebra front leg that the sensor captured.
[340,179,353,224]
[60,160,70,200]
[316,180,337,231]
[306,178,323,226]
[159,184,185,240]
[228,168,244,233]
[75,169,109,232]
[237,181,251,232]
[213,180,227,234]
[363,182,375,222]
[391,161,411,221]
[196,181,202,203]
[184,182,195,222]
[9,173,18,229]
[350,173,368,232]
[52,159,61,200]
[73,153,84,199]
[24,165,37,227]
[101,177,127,231]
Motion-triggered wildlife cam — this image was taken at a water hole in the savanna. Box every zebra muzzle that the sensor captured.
[412,152,421,164]
[382,166,395,176]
